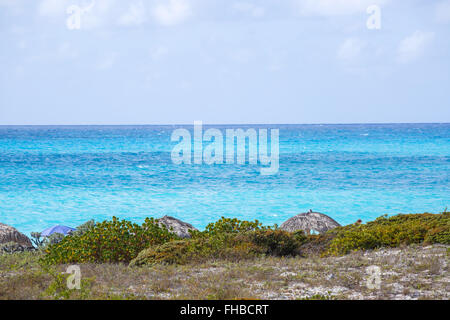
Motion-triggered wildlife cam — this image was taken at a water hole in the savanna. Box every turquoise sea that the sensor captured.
[0,123,449,236]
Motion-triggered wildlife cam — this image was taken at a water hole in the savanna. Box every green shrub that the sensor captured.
[131,239,209,266]
[46,233,65,245]
[43,213,450,265]
[237,229,305,256]
[0,242,32,254]
[71,219,96,237]
[130,234,256,266]
[130,240,193,266]
[31,232,45,248]
[42,217,177,264]
[424,226,450,244]
[30,232,66,250]
[130,229,304,266]
[199,217,269,237]
[326,212,450,255]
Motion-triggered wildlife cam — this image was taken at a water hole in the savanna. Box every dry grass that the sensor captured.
[0,245,448,300]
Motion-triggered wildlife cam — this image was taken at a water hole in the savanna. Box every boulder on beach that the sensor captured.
[0,222,33,251]
[157,216,198,238]
[280,210,340,234]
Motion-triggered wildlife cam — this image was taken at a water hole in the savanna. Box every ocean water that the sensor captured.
[0,123,449,236]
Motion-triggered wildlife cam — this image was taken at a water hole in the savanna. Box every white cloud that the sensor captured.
[118,1,146,26]
[80,0,115,29]
[14,65,25,77]
[150,45,169,60]
[230,48,253,63]
[268,64,282,72]
[294,0,388,16]
[57,42,78,59]
[38,0,69,17]
[233,2,265,18]
[337,38,365,61]
[0,0,14,5]
[97,52,118,69]
[397,31,434,64]
[152,0,191,26]
[17,40,27,49]
[436,0,450,23]
[0,0,23,7]
[37,0,114,29]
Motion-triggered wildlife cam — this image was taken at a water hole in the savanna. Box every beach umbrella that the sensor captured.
[157,215,198,239]
[40,225,76,237]
[279,210,340,234]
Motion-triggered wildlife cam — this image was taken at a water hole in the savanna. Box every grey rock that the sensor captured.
[158,216,198,238]
[0,223,33,248]
[280,210,340,234]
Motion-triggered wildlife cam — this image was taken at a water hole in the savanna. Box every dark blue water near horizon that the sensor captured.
[0,123,449,236]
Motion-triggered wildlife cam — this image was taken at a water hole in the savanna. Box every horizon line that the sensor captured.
[0,122,449,127]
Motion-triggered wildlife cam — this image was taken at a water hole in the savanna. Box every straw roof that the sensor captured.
[279,210,340,234]
[158,216,198,238]
[0,222,33,248]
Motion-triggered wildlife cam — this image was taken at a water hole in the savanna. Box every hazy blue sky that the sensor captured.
[1,0,449,124]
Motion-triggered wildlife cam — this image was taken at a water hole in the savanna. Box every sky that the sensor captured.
[0,0,449,125]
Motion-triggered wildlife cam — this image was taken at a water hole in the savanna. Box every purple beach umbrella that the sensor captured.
[41,225,76,237]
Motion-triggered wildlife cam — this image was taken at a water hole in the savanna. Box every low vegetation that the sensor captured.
[1,212,449,300]
[325,212,450,255]
[2,211,446,300]
[40,212,449,267]
[130,228,307,266]
[1,244,448,300]
[42,217,177,264]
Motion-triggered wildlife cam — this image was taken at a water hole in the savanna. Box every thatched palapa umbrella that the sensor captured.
[158,216,198,238]
[279,210,340,234]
